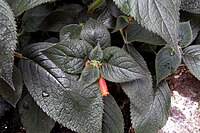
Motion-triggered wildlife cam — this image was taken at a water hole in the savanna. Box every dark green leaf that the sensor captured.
[0,66,23,107]
[38,4,83,32]
[0,0,17,89]
[100,47,145,83]
[126,21,166,45]
[183,45,200,80]
[19,45,104,133]
[180,0,200,14]
[112,16,128,33]
[105,0,124,17]
[59,24,82,42]
[81,18,111,49]
[179,22,193,48]
[89,44,103,61]
[156,46,181,84]
[5,0,55,16]
[19,94,55,133]
[21,3,54,32]
[122,80,170,133]
[81,65,100,86]
[113,0,181,56]
[44,39,93,74]
[102,95,124,133]
[0,96,11,118]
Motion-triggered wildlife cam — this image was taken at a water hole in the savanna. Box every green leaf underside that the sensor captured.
[126,21,166,45]
[81,65,100,86]
[101,47,146,83]
[102,95,124,133]
[181,0,200,14]
[122,80,170,133]
[44,39,93,74]
[59,24,82,42]
[0,66,23,107]
[156,46,181,84]
[19,94,55,133]
[89,44,103,61]
[0,0,17,90]
[19,44,103,133]
[113,0,181,56]
[81,18,111,49]
[179,22,193,48]
[183,45,200,80]
[7,0,56,16]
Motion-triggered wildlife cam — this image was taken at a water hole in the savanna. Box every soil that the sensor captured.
[0,66,199,133]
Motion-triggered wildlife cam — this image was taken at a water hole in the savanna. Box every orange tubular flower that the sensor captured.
[98,77,109,96]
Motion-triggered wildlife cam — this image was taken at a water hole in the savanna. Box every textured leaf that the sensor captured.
[180,0,200,14]
[21,3,54,32]
[105,0,124,17]
[0,66,23,107]
[183,45,200,80]
[113,0,181,56]
[126,21,166,45]
[6,0,55,16]
[156,46,181,84]
[81,18,111,49]
[112,16,129,33]
[89,44,103,61]
[38,4,83,32]
[122,80,171,133]
[100,47,145,83]
[102,95,124,133]
[80,65,100,86]
[19,44,104,133]
[179,22,193,48]
[44,40,93,74]
[0,0,17,89]
[59,24,82,42]
[19,94,55,133]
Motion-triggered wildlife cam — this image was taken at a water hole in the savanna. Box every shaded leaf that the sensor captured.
[105,0,124,17]
[89,44,103,61]
[113,0,181,56]
[112,15,129,33]
[156,46,181,84]
[0,0,17,89]
[21,3,54,32]
[19,44,104,133]
[122,80,170,133]
[38,4,83,32]
[179,22,193,47]
[126,21,166,45]
[81,65,100,86]
[19,94,55,133]
[183,45,200,80]
[0,96,11,118]
[44,39,93,74]
[59,24,82,42]
[0,66,23,107]
[81,18,111,49]
[100,47,145,83]
[6,0,55,16]
[102,95,124,133]
[180,0,200,14]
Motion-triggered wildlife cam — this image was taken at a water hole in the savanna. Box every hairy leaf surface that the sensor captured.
[6,0,56,16]
[44,40,93,74]
[81,18,111,49]
[156,46,181,84]
[102,95,124,133]
[89,44,103,61]
[101,47,145,83]
[0,0,17,89]
[0,66,23,107]
[181,0,200,14]
[19,94,55,133]
[183,45,200,80]
[179,22,193,48]
[20,43,103,133]
[113,0,181,56]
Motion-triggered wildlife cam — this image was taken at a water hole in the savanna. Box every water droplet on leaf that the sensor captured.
[42,91,50,97]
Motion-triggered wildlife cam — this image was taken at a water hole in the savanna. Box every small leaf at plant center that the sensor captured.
[89,43,103,61]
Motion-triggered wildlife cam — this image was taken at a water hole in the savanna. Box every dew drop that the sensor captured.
[42,91,50,97]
